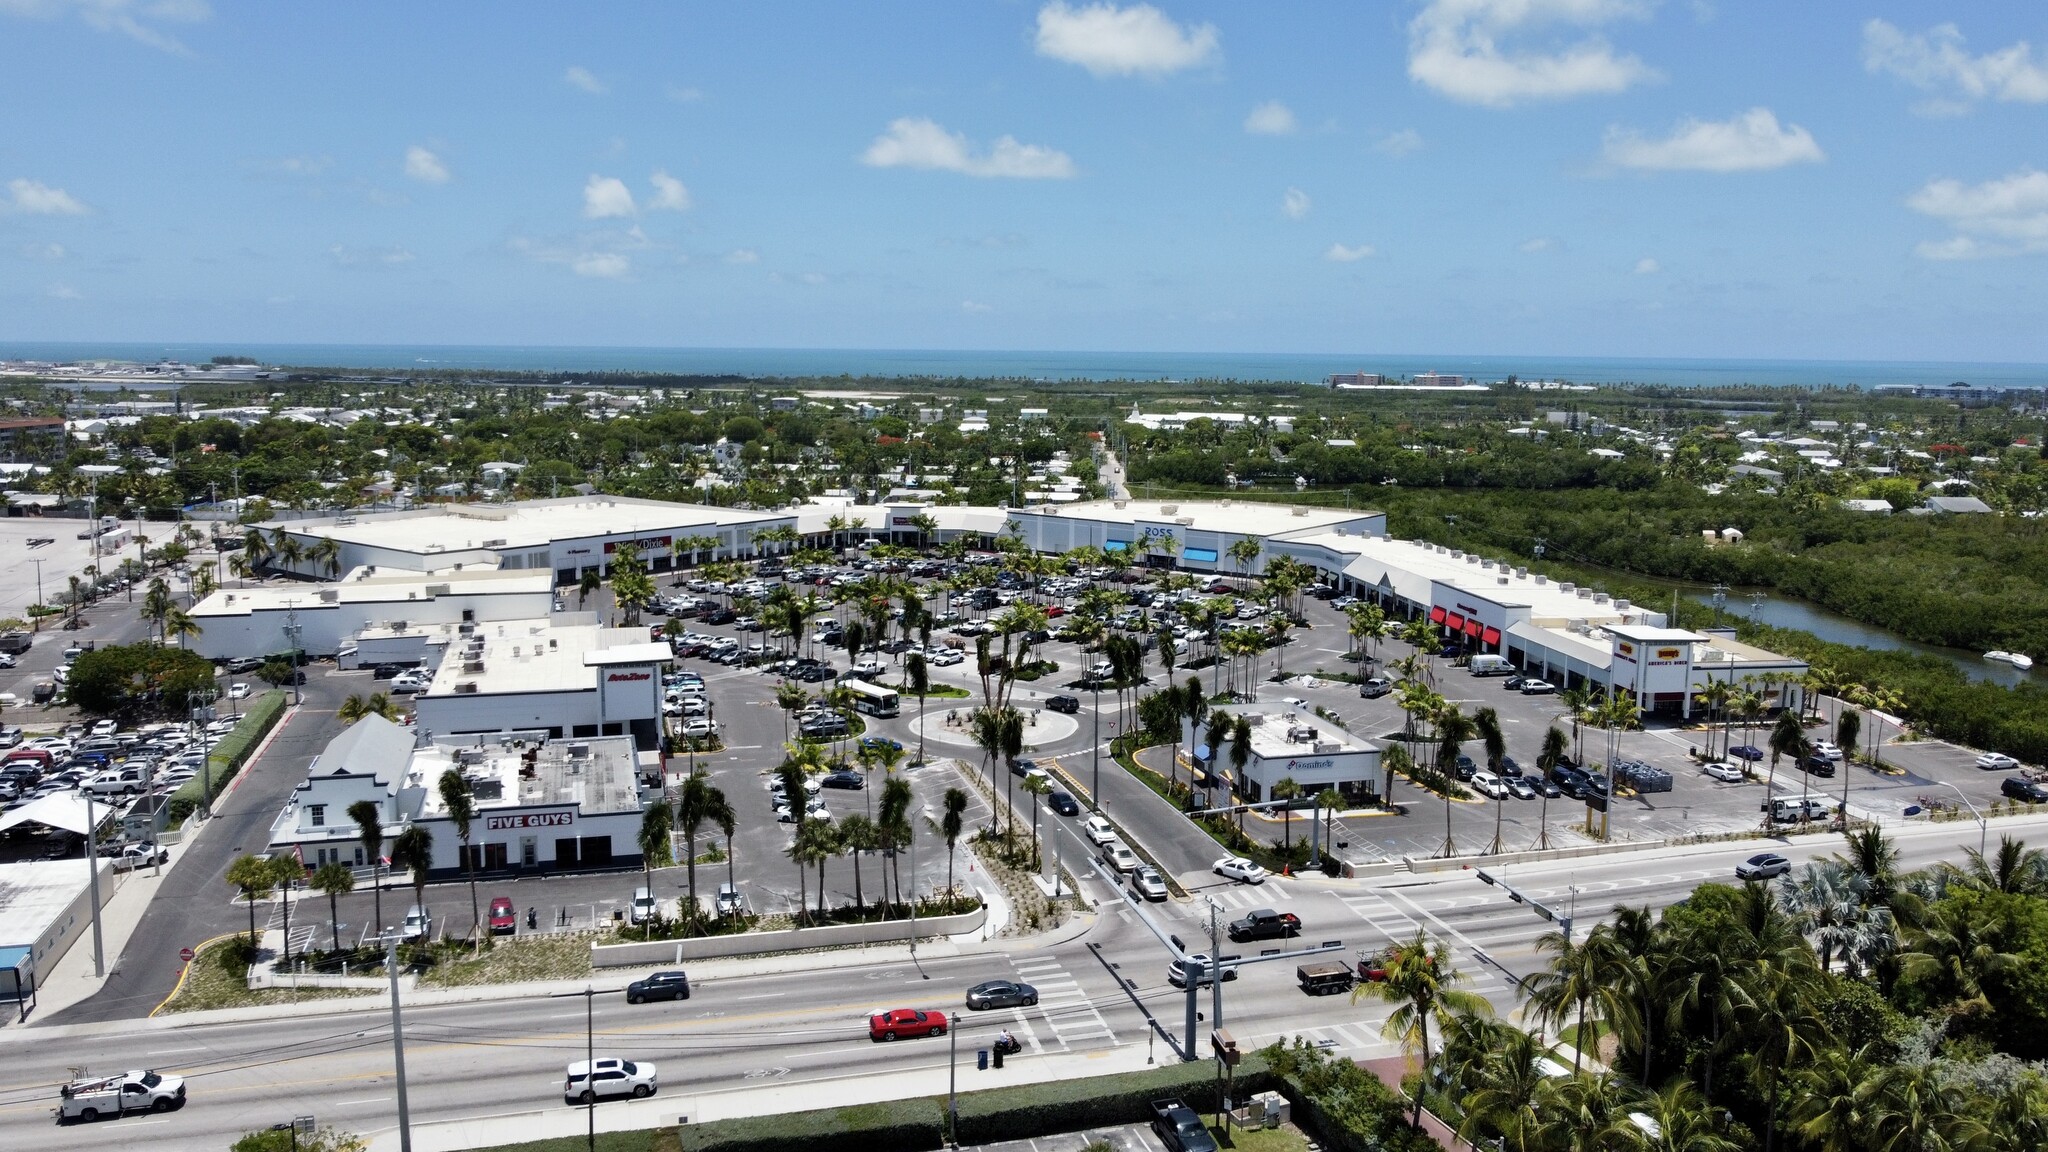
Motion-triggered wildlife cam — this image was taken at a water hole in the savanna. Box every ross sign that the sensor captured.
[485,810,575,831]
[606,671,652,682]
[179,946,195,962]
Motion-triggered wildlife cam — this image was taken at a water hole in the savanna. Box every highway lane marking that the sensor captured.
[332,1096,391,1106]
[145,1046,209,1055]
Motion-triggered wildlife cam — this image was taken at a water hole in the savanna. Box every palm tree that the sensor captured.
[1635,1079,1742,1152]
[388,825,434,933]
[880,775,914,908]
[163,607,201,649]
[1271,777,1300,855]
[1692,678,1735,759]
[1900,902,2018,1011]
[942,787,968,895]
[338,692,403,725]
[1355,929,1492,1128]
[1475,706,1507,854]
[268,854,305,966]
[1532,725,1567,850]
[348,799,386,933]
[636,801,674,899]
[905,653,930,766]
[1945,835,2048,897]
[797,818,839,918]
[676,771,713,921]
[436,769,480,941]
[1433,703,1475,858]
[310,862,355,953]
[1229,714,1253,821]
[773,680,808,743]
[838,813,880,911]
[1521,925,1626,1074]
[1790,1043,1884,1152]
[707,786,737,898]
[1455,1022,1552,1152]
[1834,825,1900,907]
[225,853,275,948]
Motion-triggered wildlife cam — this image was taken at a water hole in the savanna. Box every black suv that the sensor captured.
[2003,777,2048,804]
[625,970,691,1004]
[1802,754,1836,778]
[1045,695,1080,714]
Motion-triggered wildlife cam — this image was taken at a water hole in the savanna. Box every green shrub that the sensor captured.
[168,691,288,824]
[952,1053,1273,1145]
[1263,1038,1438,1152]
[677,1100,942,1152]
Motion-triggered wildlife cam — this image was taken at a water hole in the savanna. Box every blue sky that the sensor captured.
[3,1,2046,362]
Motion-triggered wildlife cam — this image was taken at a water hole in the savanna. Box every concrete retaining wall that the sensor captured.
[1401,837,1669,874]
[589,904,986,968]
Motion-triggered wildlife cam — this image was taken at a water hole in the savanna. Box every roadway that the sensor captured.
[4,812,2030,1152]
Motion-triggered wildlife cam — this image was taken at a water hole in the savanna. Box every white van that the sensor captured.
[1468,655,1514,676]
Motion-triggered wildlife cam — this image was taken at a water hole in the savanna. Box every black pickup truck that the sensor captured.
[1227,908,1302,943]
[1150,1098,1218,1152]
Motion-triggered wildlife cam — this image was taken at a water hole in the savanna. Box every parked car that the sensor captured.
[107,842,168,872]
[1977,752,2022,771]
[2002,777,2048,804]
[563,1058,657,1104]
[715,882,745,917]
[819,770,866,790]
[1736,852,1792,880]
[1505,776,1536,800]
[1471,770,1509,799]
[868,1008,947,1041]
[1729,745,1765,762]
[488,897,517,935]
[1517,679,1557,695]
[1810,740,1844,762]
[1801,754,1837,778]
[1213,856,1267,884]
[1703,761,1747,783]
[1358,677,1393,699]
[625,970,691,1004]
[964,980,1037,1010]
[401,905,432,942]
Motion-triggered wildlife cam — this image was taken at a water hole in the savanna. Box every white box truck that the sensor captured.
[56,1070,187,1123]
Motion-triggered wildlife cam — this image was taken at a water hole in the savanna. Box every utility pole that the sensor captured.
[30,558,44,630]
[382,932,414,1152]
[282,601,304,706]
[1090,669,1101,812]
[84,786,104,977]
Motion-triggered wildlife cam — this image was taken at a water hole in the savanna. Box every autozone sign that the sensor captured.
[485,811,574,831]
[607,671,652,682]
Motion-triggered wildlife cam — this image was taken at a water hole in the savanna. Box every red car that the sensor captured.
[488,896,517,936]
[869,1008,948,1042]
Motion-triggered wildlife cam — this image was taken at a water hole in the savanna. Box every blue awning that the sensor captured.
[1182,547,1219,563]
[1104,539,1130,552]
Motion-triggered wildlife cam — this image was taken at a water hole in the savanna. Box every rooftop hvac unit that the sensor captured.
[1534,575,1548,585]
[1615,599,1632,612]
[391,620,407,631]
[1578,588,1593,599]
[454,681,479,694]
[1287,725,1317,743]
[318,589,339,602]
[1559,583,1575,594]
[1160,504,1178,515]
[1498,576,1510,585]
[1176,517,1194,526]
[462,660,484,673]
[568,743,591,759]
[458,622,475,634]
[1313,742,1342,755]
[1594,593,1611,605]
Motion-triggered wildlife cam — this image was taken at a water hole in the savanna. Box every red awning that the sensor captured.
[1429,605,1447,625]
[1446,612,1465,631]
[1465,617,1484,637]
[1482,626,1502,646]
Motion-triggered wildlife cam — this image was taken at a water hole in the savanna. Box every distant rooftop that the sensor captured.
[413,733,642,819]
[427,619,662,697]
[1241,708,1374,760]
[266,495,787,555]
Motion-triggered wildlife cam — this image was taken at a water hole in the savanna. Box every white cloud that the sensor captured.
[404,146,450,184]
[1603,107,1823,173]
[1907,169,2048,258]
[1375,129,1423,157]
[1863,20,2048,106]
[329,244,415,266]
[1282,187,1311,220]
[572,253,630,279]
[1244,100,1298,136]
[724,248,760,264]
[1519,237,1553,252]
[962,299,993,313]
[4,0,210,55]
[861,117,1076,180]
[1634,257,1660,274]
[47,284,82,300]
[564,65,606,94]
[22,241,65,259]
[648,171,691,212]
[4,178,88,215]
[1408,0,1657,108]
[1034,1,1219,77]
[1324,243,1375,262]
[582,174,637,219]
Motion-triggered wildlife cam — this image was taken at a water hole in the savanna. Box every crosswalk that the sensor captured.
[1335,887,1517,999]
[1009,952,1119,1051]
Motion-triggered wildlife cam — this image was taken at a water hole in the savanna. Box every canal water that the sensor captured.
[1595,574,2034,688]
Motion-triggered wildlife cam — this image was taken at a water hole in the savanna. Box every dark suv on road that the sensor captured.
[625,970,691,1004]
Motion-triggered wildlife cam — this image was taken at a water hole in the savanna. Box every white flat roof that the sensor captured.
[412,734,642,818]
[429,620,663,696]
[1243,709,1375,760]
[1285,532,1658,625]
[267,495,788,556]
[0,859,92,943]
[194,567,552,617]
[1023,499,1373,538]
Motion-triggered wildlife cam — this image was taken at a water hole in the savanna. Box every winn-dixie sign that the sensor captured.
[484,810,575,831]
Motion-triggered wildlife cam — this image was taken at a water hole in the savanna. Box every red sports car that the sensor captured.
[868,1008,948,1042]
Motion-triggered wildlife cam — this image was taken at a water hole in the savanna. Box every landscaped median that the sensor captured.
[449,1040,1434,1152]
[167,689,289,827]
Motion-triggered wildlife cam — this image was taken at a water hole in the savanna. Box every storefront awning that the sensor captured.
[1482,626,1502,646]
[1429,605,1447,625]
[1446,612,1465,631]
[1464,617,1484,637]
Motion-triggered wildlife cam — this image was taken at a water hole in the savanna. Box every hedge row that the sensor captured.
[167,690,288,825]
[952,1052,1274,1145]
[676,1100,943,1152]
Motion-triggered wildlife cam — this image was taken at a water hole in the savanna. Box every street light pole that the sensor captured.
[585,984,595,1152]
[1090,666,1101,812]
[381,932,414,1152]
[1934,781,1988,856]
[84,786,103,977]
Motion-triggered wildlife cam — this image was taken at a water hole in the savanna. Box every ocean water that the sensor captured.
[4,341,2046,390]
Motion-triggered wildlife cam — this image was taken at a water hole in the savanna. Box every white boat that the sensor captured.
[1985,651,2035,671]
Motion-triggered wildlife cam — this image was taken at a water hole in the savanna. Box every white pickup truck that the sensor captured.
[56,1069,187,1123]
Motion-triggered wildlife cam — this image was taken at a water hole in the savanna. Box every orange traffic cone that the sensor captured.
[1282,864,1291,877]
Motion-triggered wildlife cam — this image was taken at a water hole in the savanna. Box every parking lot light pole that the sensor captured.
[371,930,415,1152]
[1934,781,1988,856]
[1090,673,1101,812]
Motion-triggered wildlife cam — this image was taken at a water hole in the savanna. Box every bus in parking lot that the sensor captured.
[842,680,900,718]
